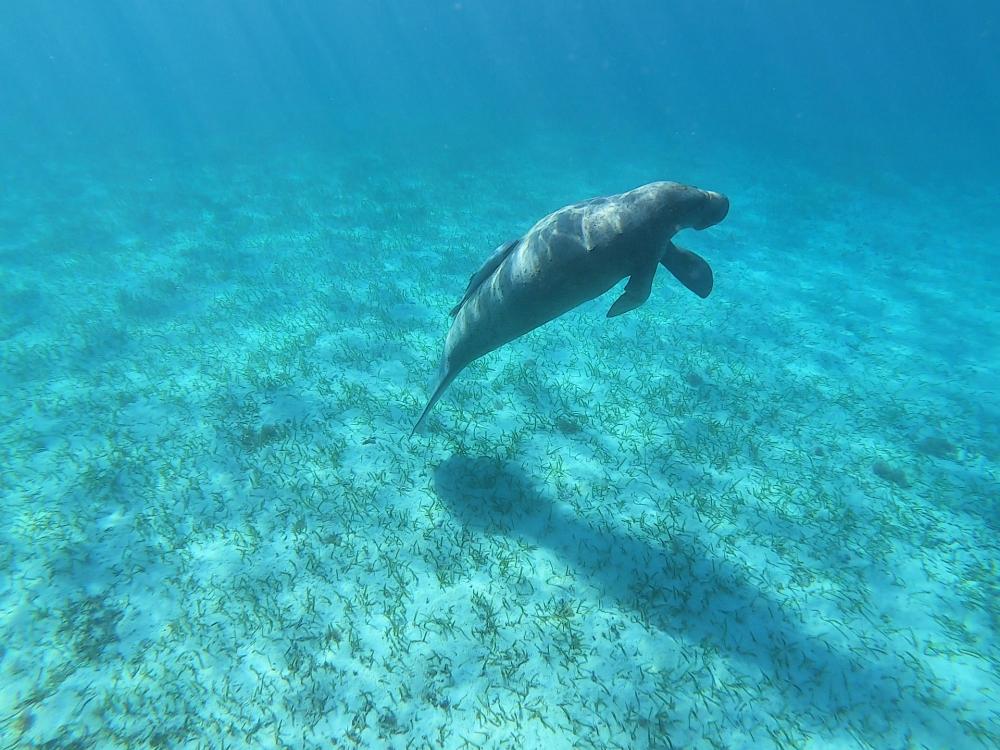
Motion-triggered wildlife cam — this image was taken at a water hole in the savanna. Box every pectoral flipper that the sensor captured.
[660,241,713,299]
[607,260,657,317]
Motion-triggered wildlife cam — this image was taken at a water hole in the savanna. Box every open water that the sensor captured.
[2,2,997,748]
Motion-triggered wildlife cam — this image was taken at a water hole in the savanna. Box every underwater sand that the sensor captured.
[1,135,997,749]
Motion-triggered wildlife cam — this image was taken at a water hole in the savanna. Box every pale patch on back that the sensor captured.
[583,201,625,249]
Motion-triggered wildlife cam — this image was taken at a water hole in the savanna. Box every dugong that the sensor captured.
[412,181,729,434]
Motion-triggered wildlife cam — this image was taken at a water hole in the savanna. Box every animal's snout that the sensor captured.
[693,190,729,229]
[706,191,730,223]
[708,191,729,220]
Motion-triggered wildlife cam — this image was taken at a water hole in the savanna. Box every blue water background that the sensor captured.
[2,1,997,179]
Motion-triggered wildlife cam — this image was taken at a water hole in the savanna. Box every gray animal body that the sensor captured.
[412,181,729,434]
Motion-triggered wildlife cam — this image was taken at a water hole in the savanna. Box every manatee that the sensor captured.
[412,181,729,434]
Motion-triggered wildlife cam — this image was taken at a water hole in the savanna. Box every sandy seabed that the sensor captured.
[1,135,997,749]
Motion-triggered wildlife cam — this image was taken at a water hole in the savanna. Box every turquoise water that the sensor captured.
[2,4,998,749]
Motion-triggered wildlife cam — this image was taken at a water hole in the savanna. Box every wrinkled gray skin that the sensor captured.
[412,181,729,434]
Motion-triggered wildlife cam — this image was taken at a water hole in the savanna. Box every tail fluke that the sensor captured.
[410,365,460,437]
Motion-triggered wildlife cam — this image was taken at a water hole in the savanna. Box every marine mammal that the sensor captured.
[412,181,729,434]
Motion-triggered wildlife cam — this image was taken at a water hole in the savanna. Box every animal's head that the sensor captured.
[642,181,730,232]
